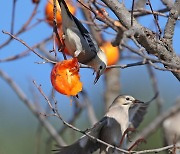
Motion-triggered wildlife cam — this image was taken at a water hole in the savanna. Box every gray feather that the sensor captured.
[129,103,149,128]
[54,117,107,154]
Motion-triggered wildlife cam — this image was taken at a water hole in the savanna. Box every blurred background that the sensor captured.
[0,0,180,154]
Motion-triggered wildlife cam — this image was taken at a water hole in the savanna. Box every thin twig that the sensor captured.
[0,69,66,146]
[122,44,180,70]
[131,0,135,26]
[164,0,180,44]
[2,31,56,64]
[81,91,98,124]
[11,0,17,34]
[147,65,163,113]
[146,0,162,37]
[0,4,39,49]
[0,36,52,63]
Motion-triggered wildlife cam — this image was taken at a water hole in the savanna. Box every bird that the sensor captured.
[54,95,149,154]
[163,101,180,154]
[57,0,107,83]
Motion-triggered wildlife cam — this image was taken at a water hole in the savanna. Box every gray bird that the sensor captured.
[54,95,149,154]
[163,101,180,154]
[57,0,107,83]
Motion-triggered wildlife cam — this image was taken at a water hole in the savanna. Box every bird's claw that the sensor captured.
[128,138,146,151]
[119,127,136,147]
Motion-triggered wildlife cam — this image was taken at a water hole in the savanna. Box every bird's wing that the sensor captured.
[129,103,149,128]
[53,117,107,154]
[72,15,99,53]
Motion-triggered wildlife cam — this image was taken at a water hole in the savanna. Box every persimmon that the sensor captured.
[51,58,82,96]
[55,27,70,55]
[100,42,119,66]
[45,0,76,27]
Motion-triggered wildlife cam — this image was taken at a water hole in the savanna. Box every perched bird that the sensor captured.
[57,0,107,83]
[54,95,149,154]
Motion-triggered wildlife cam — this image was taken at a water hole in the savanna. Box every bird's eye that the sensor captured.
[99,66,103,70]
[126,97,130,101]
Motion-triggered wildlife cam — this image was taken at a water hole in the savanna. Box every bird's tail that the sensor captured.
[53,137,98,154]
[57,0,72,18]
[53,143,84,154]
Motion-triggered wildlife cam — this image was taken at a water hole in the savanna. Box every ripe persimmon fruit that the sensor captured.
[100,42,119,66]
[45,0,76,27]
[51,58,82,96]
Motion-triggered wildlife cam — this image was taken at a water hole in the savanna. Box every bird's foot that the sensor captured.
[128,138,146,151]
[126,128,137,142]
[57,35,65,52]
[119,128,136,147]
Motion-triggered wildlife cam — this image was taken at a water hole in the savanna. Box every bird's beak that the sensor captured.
[133,99,144,104]
[94,71,101,84]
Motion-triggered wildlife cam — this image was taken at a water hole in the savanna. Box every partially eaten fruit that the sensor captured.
[51,58,82,96]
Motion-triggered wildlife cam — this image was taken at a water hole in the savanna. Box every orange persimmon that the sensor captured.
[100,42,119,66]
[51,58,82,96]
[45,0,76,27]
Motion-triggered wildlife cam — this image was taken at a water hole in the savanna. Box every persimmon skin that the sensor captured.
[45,0,76,27]
[51,58,82,96]
[100,42,119,66]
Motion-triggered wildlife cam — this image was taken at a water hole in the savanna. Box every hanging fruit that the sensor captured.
[51,58,82,96]
[100,41,119,66]
[45,0,76,27]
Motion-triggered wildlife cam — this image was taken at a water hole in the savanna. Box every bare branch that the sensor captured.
[11,0,17,34]
[133,144,180,154]
[0,36,52,63]
[146,0,162,37]
[0,69,66,146]
[2,31,56,64]
[81,91,98,124]
[0,4,39,49]
[146,65,163,113]
[101,0,180,80]
[161,0,174,9]
[164,0,180,44]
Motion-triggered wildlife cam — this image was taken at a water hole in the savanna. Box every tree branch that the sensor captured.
[101,0,180,81]
[164,0,180,44]
[0,69,66,146]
